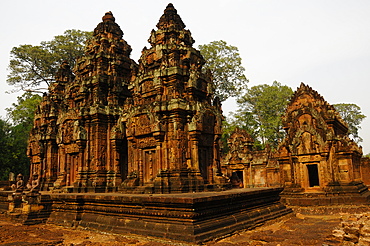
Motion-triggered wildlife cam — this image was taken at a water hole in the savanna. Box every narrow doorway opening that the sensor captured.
[121,138,128,180]
[236,171,244,186]
[231,171,244,188]
[307,164,320,187]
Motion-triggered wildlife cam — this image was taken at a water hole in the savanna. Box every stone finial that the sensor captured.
[156,3,186,30]
[103,11,115,22]
[94,11,123,38]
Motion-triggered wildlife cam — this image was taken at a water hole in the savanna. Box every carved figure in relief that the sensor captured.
[11,174,24,192]
[27,173,40,193]
[301,132,313,154]
[73,120,87,140]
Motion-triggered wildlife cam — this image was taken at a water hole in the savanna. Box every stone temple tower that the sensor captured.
[28,11,136,192]
[118,3,227,193]
[27,4,229,193]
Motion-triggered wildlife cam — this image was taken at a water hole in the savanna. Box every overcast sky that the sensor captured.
[1,0,370,153]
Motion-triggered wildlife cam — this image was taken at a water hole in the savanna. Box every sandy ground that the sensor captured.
[0,212,342,246]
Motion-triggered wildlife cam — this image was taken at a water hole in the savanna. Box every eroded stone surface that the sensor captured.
[325,213,370,245]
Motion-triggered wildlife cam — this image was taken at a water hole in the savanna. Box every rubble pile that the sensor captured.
[326,213,370,245]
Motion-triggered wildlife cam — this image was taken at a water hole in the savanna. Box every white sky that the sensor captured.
[1,0,370,153]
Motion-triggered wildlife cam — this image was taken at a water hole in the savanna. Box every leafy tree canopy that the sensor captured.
[0,93,43,180]
[228,81,293,150]
[199,40,248,101]
[6,92,42,127]
[2,29,90,180]
[333,103,366,143]
[0,118,13,180]
[7,29,92,92]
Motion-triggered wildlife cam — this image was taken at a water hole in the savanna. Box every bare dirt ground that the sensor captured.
[0,212,341,246]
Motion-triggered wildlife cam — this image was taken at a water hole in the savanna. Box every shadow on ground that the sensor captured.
[0,212,341,246]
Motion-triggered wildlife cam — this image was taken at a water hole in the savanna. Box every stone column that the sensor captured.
[189,131,200,170]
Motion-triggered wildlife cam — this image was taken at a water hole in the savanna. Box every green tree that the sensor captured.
[6,92,42,127]
[199,40,248,101]
[0,93,42,180]
[0,118,13,180]
[333,103,366,143]
[230,81,293,149]
[4,29,91,180]
[0,116,35,181]
[5,123,32,180]
[7,29,92,92]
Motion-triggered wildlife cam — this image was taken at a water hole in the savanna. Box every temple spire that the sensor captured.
[156,3,186,30]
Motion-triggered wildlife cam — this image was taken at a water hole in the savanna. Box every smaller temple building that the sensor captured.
[222,83,370,205]
[277,83,370,205]
[221,128,280,188]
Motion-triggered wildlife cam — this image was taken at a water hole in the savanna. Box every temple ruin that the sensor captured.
[3,3,369,243]
[27,5,227,194]
[222,83,370,205]
[2,4,291,243]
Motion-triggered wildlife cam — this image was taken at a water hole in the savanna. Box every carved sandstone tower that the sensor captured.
[27,62,75,190]
[28,12,136,192]
[277,83,369,205]
[118,4,227,193]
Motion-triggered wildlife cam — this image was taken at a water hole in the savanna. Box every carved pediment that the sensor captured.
[279,83,360,159]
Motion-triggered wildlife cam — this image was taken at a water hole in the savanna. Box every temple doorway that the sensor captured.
[199,147,211,183]
[230,171,243,188]
[144,149,157,183]
[307,164,320,187]
[120,138,128,181]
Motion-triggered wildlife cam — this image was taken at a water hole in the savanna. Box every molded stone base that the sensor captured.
[281,181,370,206]
[120,169,231,194]
[47,188,291,243]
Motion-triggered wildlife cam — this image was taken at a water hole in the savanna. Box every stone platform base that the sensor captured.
[47,188,291,243]
[282,194,370,206]
[281,185,370,207]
